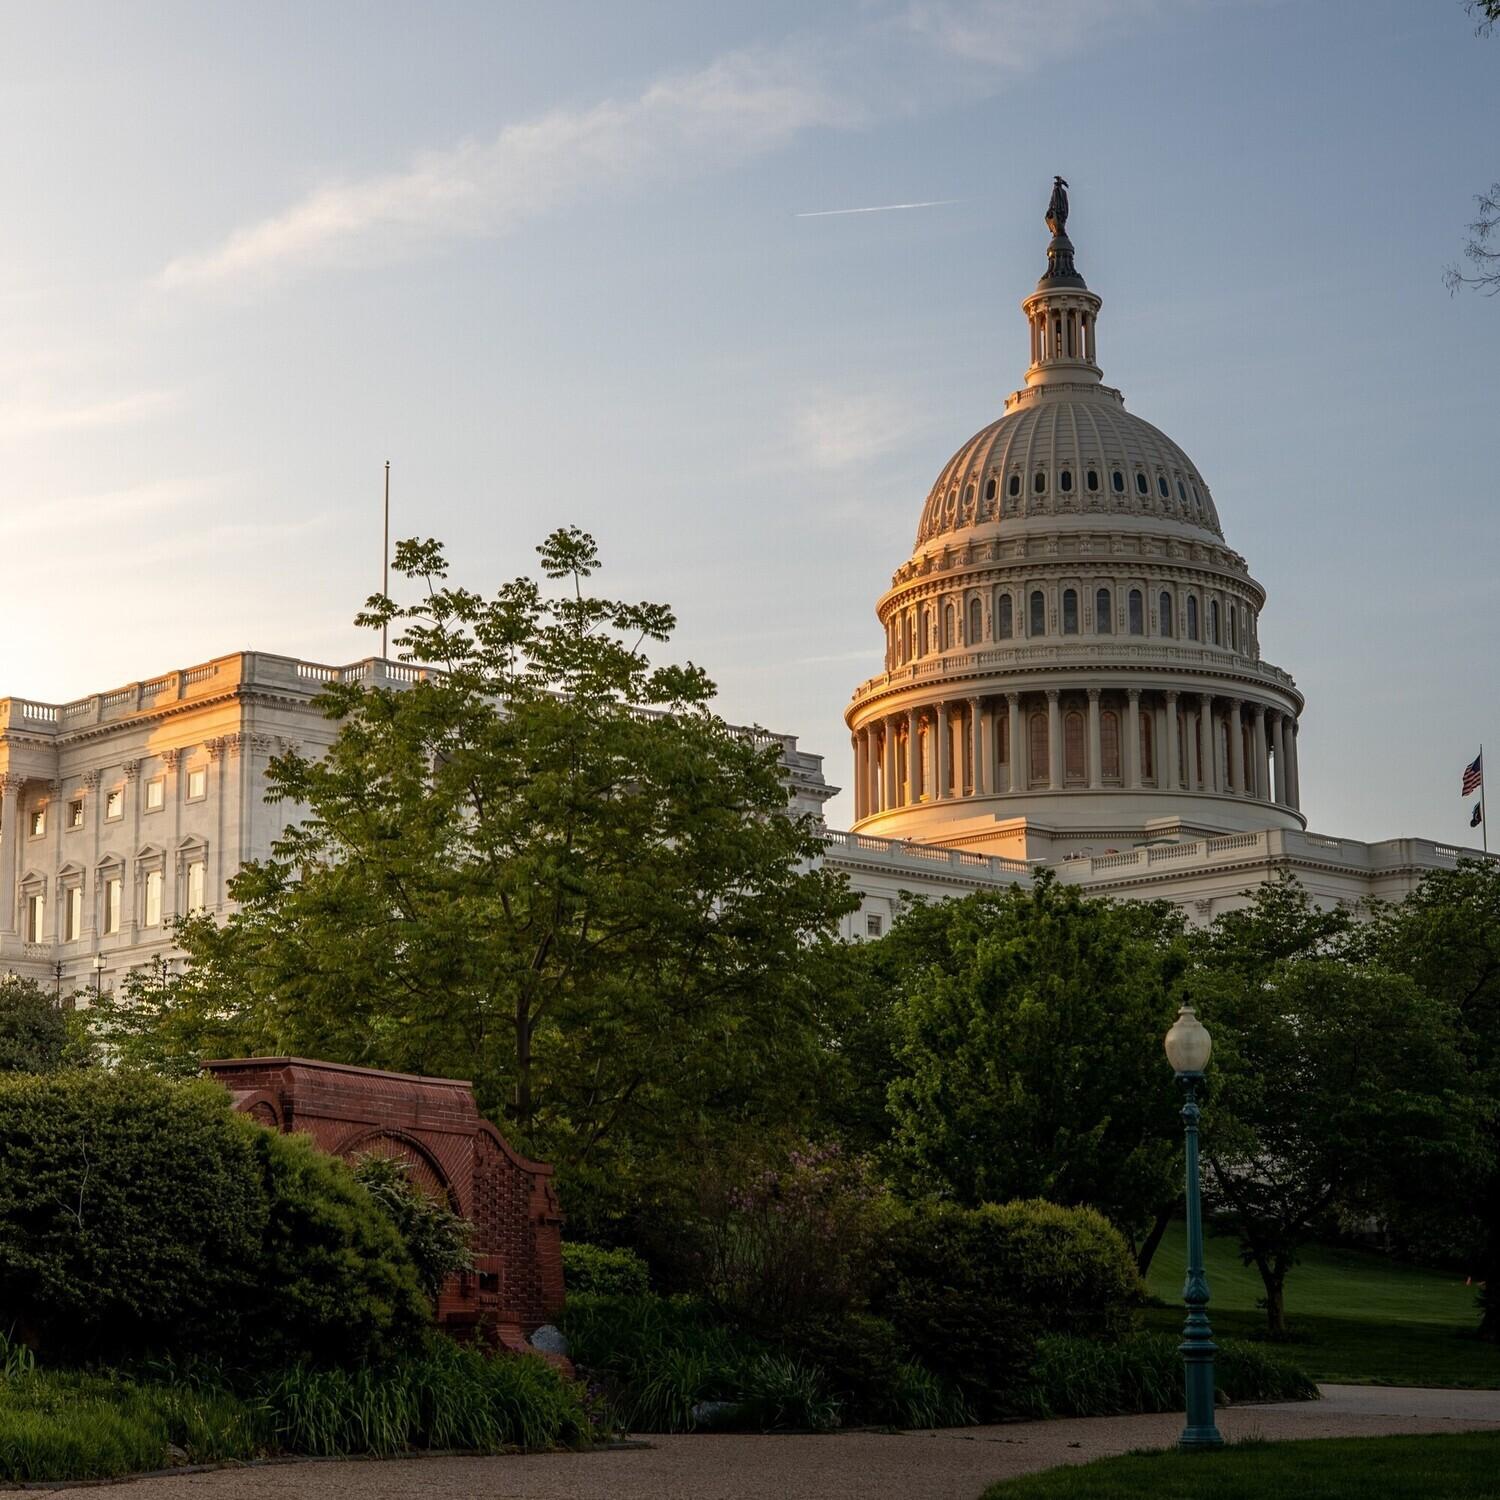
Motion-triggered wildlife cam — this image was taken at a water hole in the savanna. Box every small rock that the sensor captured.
[165,1445,190,1467]
[691,1399,742,1430]
[528,1323,569,1357]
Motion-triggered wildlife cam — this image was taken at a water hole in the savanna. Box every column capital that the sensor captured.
[161,747,181,769]
[1086,685,1101,702]
[122,759,141,782]
[0,773,24,796]
[1006,690,1021,707]
[1127,686,1142,703]
[1045,687,1060,703]
[81,769,102,790]
[1165,688,1179,704]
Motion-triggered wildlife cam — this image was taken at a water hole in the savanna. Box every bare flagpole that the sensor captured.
[1483,743,1489,855]
[381,460,390,661]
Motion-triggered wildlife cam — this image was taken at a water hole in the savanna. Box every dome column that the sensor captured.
[1126,690,1142,789]
[1288,720,1302,810]
[980,700,995,795]
[907,709,921,803]
[1165,690,1181,791]
[851,734,862,819]
[1198,695,1216,793]
[1046,690,1063,791]
[1272,712,1289,805]
[965,697,981,795]
[866,728,881,816]
[1228,700,1245,795]
[1253,706,1270,803]
[1087,688,1103,790]
[1007,693,1022,793]
[883,717,899,810]
[935,703,951,800]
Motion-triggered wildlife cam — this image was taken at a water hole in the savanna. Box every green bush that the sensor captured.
[1018,1332,1317,1418]
[0,1071,428,1367]
[874,1199,1145,1418]
[563,1241,650,1297]
[350,1153,474,1301]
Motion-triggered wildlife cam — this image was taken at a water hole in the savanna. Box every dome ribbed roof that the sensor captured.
[914,389,1223,548]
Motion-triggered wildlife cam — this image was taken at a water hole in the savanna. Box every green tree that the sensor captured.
[90,529,855,1229]
[1189,881,1479,1337]
[0,975,91,1073]
[351,1153,473,1300]
[887,877,1187,1269]
[1356,859,1500,1340]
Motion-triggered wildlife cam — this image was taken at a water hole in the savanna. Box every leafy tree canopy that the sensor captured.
[0,976,91,1074]
[90,528,856,1229]
[886,876,1188,1261]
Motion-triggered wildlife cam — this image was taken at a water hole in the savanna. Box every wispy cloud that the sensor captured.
[161,51,852,290]
[794,390,921,472]
[904,0,1174,67]
[794,198,962,218]
[0,388,180,439]
[9,474,231,540]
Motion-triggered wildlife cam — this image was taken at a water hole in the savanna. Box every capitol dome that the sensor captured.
[845,181,1304,861]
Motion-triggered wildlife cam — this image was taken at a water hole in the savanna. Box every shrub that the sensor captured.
[692,1141,894,1334]
[874,1199,1144,1418]
[352,1153,474,1300]
[1018,1332,1317,1418]
[563,1241,650,1297]
[0,1071,429,1367]
[0,976,90,1074]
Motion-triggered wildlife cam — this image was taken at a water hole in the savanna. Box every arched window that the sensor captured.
[968,596,982,643]
[1087,468,1100,493]
[1064,711,1086,784]
[919,612,930,656]
[1177,480,1187,503]
[1159,591,1174,638]
[1033,470,1046,494]
[985,476,997,500]
[1062,589,1079,635]
[1029,711,1049,787]
[1095,587,1113,634]
[997,592,1014,639]
[1158,474,1170,499]
[1186,595,1199,640]
[1140,710,1155,782]
[944,603,956,650]
[1060,469,1073,493]
[1029,590,1047,636]
[1008,472,1021,497]
[1135,471,1149,495]
[1209,599,1221,644]
[1101,710,1121,780]
[1128,589,1144,636]
[1112,469,1125,494]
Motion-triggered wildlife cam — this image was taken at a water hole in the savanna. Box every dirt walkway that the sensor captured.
[42,1386,1500,1500]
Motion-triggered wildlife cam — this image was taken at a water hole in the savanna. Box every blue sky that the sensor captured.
[0,0,1494,843]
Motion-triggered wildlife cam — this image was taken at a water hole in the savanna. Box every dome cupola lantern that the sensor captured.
[843,177,1307,863]
[1023,176,1102,387]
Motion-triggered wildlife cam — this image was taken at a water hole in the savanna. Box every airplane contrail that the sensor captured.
[794,198,963,218]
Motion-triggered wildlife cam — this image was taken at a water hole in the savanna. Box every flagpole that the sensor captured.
[381,460,390,662]
[1483,743,1489,855]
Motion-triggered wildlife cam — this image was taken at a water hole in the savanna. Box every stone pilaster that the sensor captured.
[1007,693,1022,793]
[1228,700,1245,795]
[1046,690,1062,791]
[1087,689,1102,790]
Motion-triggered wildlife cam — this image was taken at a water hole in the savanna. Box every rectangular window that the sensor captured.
[104,877,122,935]
[145,778,165,812]
[68,798,85,829]
[65,886,83,942]
[24,892,44,942]
[144,870,163,928]
[187,767,207,801]
[865,912,883,939]
[105,788,123,821]
[187,860,206,912]
[28,806,45,838]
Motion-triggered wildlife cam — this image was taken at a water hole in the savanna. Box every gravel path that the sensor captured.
[41,1386,1500,1500]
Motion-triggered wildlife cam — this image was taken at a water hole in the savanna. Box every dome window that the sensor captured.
[968,597,982,642]
[997,592,1014,639]
[1060,469,1073,493]
[1128,589,1144,636]
[1135,472,1149,496]
[964,483,975,509]
[1159,591,1174,638]
[1033,470,1046,494]
[1177,480,1187,503]
[1095,588,1113,634]
[985,476,997,501]
[1029,590,1046,636]
[1008,473,1021,498]
[1062,588,1079,635]
[1157,475,1170,499]
[1086,469,1100,493]
[1209,600,1221,645]
[1187,595,1200,641]
[1112,469,1125,494]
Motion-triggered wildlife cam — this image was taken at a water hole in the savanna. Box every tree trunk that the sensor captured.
[1261,1267,1288,1338]
[1136,1202,1177,1279]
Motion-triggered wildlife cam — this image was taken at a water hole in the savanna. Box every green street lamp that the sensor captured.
[1164,1000,1224,1450]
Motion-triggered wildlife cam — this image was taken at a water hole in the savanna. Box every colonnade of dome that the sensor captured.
[845,186,1305,857]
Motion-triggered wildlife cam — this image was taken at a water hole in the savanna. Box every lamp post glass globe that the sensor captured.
[1165,1001,1212,1074]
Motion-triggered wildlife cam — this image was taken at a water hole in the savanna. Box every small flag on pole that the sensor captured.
[1462,752,1484,796]
[1472,803,1484,828]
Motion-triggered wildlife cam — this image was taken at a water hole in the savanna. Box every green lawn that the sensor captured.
[982,1432,1500,1499]
[1145,1227,1500,1388]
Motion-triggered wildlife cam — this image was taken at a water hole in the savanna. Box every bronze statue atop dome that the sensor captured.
[1046,176,1069,237]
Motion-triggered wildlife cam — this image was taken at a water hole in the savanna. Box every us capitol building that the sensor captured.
[0,184,1481,988]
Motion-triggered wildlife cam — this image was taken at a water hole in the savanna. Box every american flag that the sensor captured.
[1462,752,1484,797]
